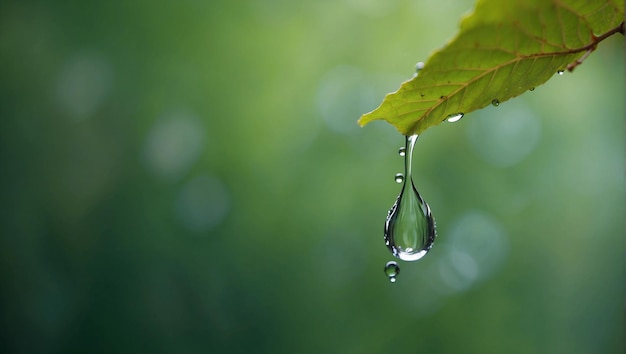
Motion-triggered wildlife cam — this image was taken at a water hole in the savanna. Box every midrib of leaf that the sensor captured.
[358,0,624,136]
[407,40,603,133]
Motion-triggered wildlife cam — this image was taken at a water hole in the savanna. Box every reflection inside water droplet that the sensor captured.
[491,99,499,107]
[445,113,464,123]
[394,173,404,183]
[384,261,400,283]
[384,135,436,262]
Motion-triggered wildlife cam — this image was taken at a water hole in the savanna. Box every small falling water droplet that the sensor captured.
[394,173,404,183]
[384,261,400,283]
[384,135,436,262]
[557,70,564,75]
[445,113,464,123]
[529,87,535,91]
[415,61,425,73]
[491,99,500,107]
[398,147,406,157]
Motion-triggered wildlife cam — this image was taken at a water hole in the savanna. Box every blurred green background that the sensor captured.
[0,1,623,353]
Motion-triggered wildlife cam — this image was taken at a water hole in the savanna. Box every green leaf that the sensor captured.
[359,0,624,136]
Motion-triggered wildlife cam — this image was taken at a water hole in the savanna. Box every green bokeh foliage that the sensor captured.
[0,1,623,353]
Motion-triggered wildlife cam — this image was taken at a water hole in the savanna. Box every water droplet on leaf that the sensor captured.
[385,135,437,261]
[415,61,425,73]
[398,147,406,157]
[384,261,400,283]
[445,113,464,123]
[557,70,564,75]
[491,99,499,107]
[394,173,404,183]
[529,87,535,91]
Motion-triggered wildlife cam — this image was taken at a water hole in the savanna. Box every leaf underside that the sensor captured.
[358,0,624,136]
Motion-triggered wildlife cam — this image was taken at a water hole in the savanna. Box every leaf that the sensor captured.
[358,0,624,136]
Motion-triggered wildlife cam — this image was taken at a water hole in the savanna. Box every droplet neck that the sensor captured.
[400,135,419,196]
[403,134,418,185]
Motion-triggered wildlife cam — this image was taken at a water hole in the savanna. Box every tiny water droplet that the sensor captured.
[557,70,564,75]
[491,99,500,107]
[384,261,400,283]
[415,61,425,73]
[394,173,404,183]
[445,113,464,123]
[398,147,406,157]
[529,87,535,91]
[385,135,437,262]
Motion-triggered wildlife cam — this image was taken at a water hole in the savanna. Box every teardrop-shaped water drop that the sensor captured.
[445,113,464,123]
[384,261,400,283]
[491,99,500,107]
[398,147,406,157]
[384,135,436,262]
[394,173,404,183]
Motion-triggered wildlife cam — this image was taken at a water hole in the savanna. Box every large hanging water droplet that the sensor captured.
[384,134,436,261]
[491,99,500,107]
[384,261,400,283]
[445,113,464,123]
[394,173,404,183]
